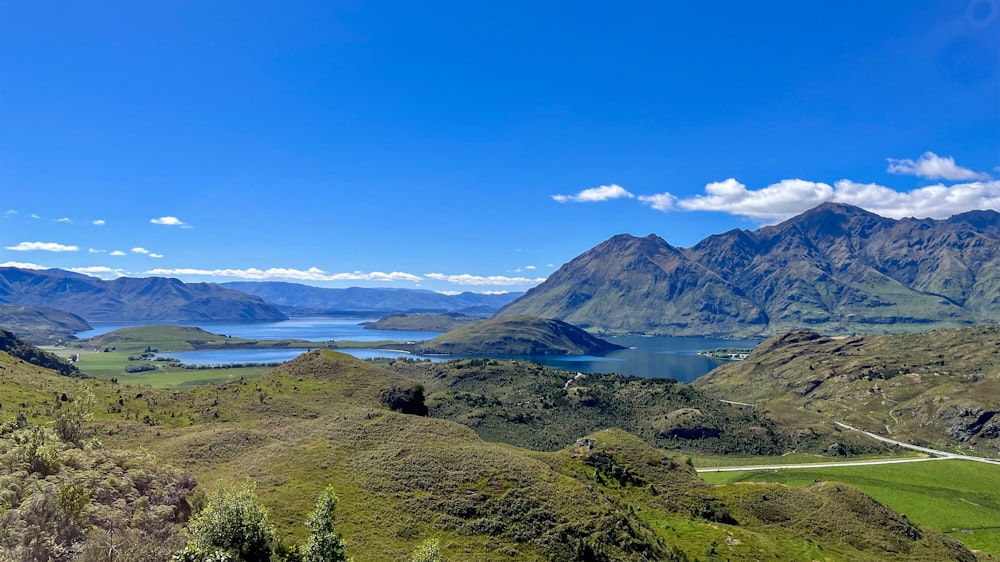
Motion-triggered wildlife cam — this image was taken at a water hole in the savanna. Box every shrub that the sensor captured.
[183,480,277,562]
[302,486,349,562]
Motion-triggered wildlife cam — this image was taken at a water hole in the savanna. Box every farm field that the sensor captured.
[701,459,1000,555]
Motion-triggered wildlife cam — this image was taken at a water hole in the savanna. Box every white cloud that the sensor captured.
[132,247,150,254]
[674,178,835,220]
[652,176,1000,222]
[93,219,106,226]
[149,253,164,258]
[110,250,126,256]
[5,241,80,252]
[0,261,47,269]
[552,184,635,203]
[435,290,462,296]
[67,266,125,279]
[144,267,423,283]
[31,214,40,219]
[89,248,106,254]
[832,179,1000,219]
[637,192,677,212]
[887,152,988,181]
[424,273,547,286]
[150,216,187,226]
[525,265,536,270]
[3,210,17,217]
[54,217,72,223]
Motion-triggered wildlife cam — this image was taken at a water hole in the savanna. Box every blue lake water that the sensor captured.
[78,317,758,383]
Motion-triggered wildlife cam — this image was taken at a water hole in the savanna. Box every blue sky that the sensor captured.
[2,1,998,293]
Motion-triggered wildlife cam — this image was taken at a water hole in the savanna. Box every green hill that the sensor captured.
[409,315,625,355]
[692,326,1000,454]
[362,311,478,332]
[81,324,329,353]
[0,334,990,561]
[386,357,818,455]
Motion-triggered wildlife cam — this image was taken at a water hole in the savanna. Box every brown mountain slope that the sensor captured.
[499,203,1000,336]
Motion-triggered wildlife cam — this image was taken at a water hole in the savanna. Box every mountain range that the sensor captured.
[498,203,1000,336]
[0,267,287,322]
[220,281,522,314]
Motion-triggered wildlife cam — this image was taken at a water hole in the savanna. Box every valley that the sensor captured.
[2,205,1000,561]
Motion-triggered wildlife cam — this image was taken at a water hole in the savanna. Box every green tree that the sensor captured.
[181,479,277,562]
[302,486,349,562]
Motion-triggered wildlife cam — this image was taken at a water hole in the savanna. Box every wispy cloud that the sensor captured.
[132,247,150,254]
[3,210,17,218]
[525,265,536,270]
[5,241,80,252]
[552,184,634,203]
[150,216,190,227]
[89,248,106,254]
[645,177,1000,221]
[110,250,126,256]
[54,217,72,223]
[31,214,40,219]
[424,273,546,286]
[149,253,164,258]
[637,192,677,212]
[887,152,989,181]
[0,261,47,269]
[67,266,125,279]
[92,219,106,226]
[144,267,423,282]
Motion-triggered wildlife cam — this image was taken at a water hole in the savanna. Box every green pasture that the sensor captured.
[67,350,274,388]
[701,459,1000,555]
[692,450,923,468]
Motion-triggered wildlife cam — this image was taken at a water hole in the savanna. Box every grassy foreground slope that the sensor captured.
[0,344,989,560]
[693,326,1000,455]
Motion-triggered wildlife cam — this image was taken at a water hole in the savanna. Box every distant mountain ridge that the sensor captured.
[0,268,287,322]
[498,203,1000,336]
[0,304,92,344]
[220,281,523,314]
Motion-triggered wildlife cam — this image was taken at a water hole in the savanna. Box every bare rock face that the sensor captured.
[940,405,999,442]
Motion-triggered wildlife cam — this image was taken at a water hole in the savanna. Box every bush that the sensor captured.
[183,480,277,562]
[302,485,349,562]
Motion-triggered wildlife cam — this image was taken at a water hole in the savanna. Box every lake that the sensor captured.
[78,317,758,383]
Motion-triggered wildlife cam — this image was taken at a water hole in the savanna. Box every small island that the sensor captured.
[405,315,624,356]
[361,312,479,333]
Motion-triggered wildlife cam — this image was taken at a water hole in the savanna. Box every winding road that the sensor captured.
[697,422,1000,473]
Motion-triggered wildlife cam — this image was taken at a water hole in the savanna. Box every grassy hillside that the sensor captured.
[384,357,889,456]
[0,339,992,560]
[703,460,1000,555]
[409,315,625,355]
[693,326,1000,455]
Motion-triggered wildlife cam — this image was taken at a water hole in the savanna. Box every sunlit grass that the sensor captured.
[701,459,1000,554]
